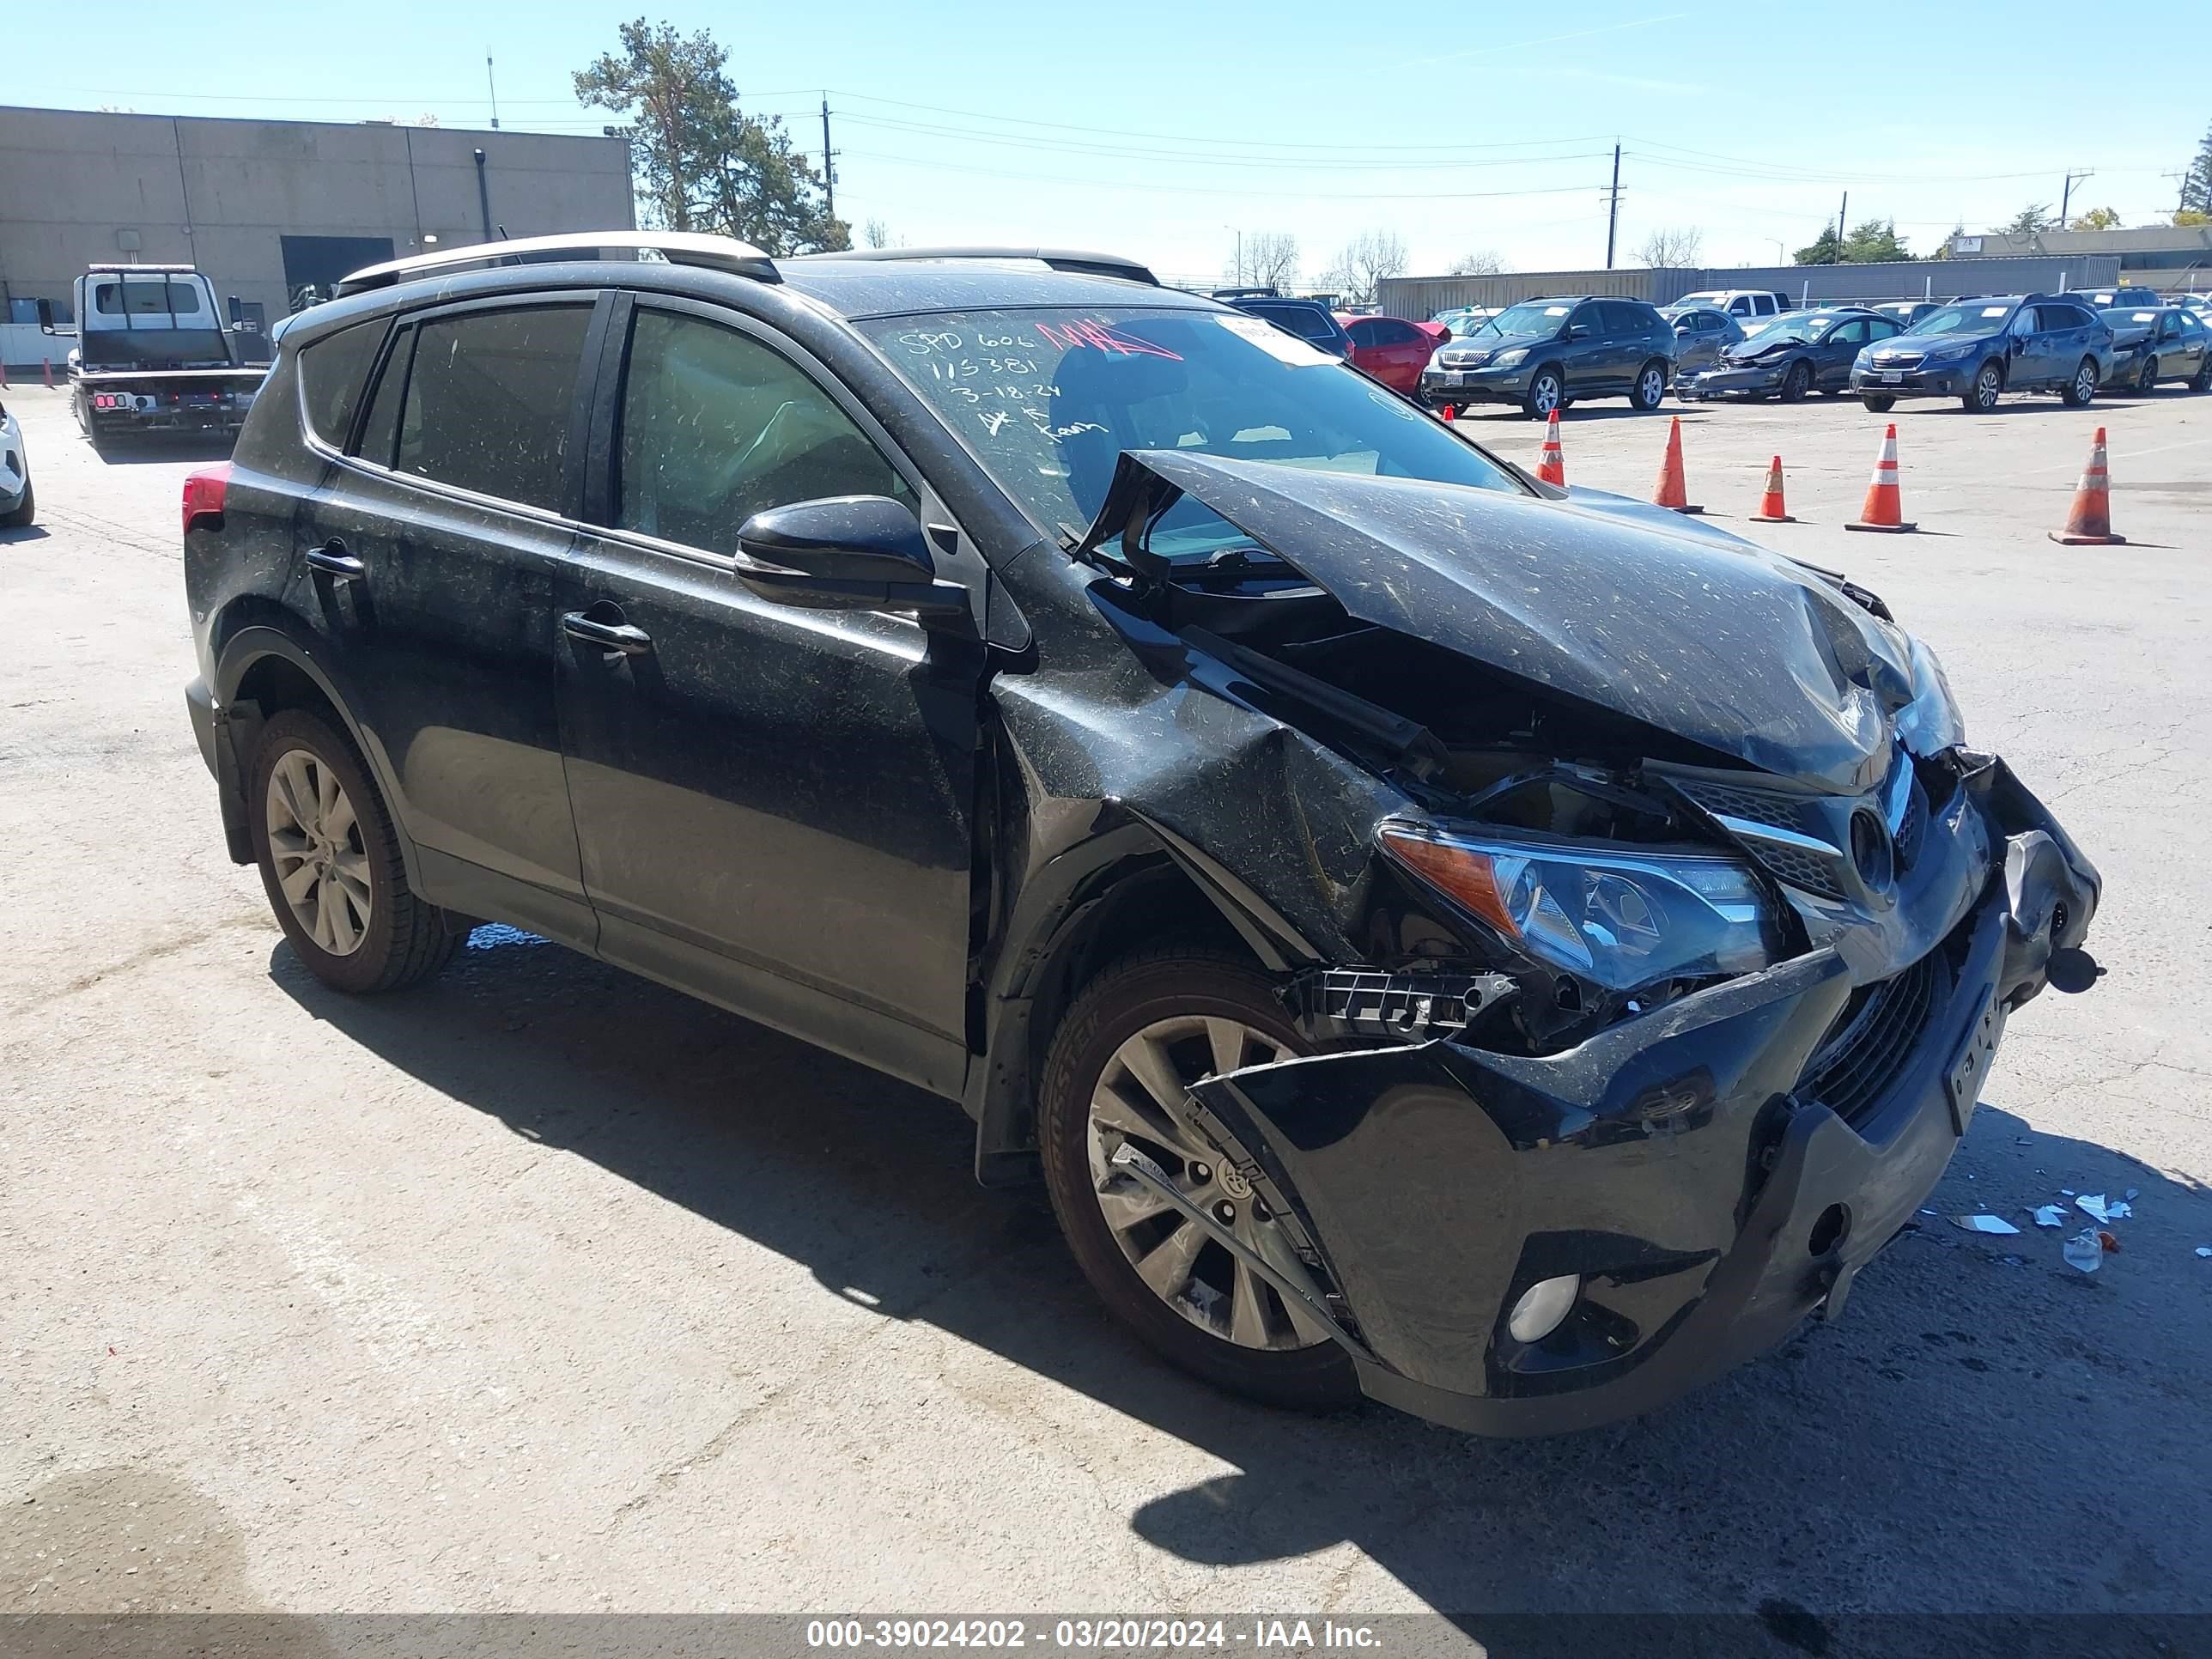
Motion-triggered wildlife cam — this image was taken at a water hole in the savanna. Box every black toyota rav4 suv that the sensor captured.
[183,234,2100,1437]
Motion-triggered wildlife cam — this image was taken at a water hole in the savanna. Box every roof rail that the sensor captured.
[788,246,1160,287]
[334,230,779,297]
[86,264,198,275]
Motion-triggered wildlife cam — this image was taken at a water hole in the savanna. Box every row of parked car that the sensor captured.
[1211,283,2212,418]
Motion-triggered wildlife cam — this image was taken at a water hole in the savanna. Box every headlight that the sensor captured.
[1895,635,1965,756]
[1378,824,1783,993]
[1491,347,1528,368]
[1923,341,1972,364]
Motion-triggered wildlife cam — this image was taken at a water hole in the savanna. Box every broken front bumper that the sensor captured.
[1189,775,2098,1437]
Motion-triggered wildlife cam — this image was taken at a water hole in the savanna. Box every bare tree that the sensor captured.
[1635,225,1704,268]
[862,217,906,249]
[1446,250,1504,276]
[1318,229,1410,306]
[1231,230,1300,290]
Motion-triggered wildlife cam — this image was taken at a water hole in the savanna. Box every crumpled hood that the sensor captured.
[1081,450,1917,792]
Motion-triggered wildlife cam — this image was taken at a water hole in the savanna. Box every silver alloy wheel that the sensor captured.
[265,748,373,956]
[2076,362,2097,403]
[1638,365,1665,406]
[1530,373,1560,416]
[2140,356,2158,392]
[1976,365,2001,409]
[1084,1016,1329,1352]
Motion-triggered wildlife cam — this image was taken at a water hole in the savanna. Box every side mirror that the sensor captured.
[1437,327,1452,343]
[35,298,57,335]
[732,495,967,617]
[1563,324,1590,341]
[1673,321,1695,336]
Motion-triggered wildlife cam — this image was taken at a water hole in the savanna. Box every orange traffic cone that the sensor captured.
[1440,403,1456,422]
[2050,427,2125,545]
[1536,410,1565,486]
[1651,416,1703,514]
[1845,423,1916,532]
[1750,455,1795,523]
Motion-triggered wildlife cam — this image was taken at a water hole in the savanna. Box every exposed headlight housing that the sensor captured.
[1377,824,1784,994]
[1896,634,1966,756]
[1491,347,1529,368]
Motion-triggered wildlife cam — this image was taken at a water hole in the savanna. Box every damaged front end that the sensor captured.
[1075,450,2101,1433]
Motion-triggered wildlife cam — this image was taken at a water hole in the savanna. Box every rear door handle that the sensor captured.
[306,540,364,582]
[561,611,653,656]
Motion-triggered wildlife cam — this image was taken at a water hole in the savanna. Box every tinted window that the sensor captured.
[1751,295,1776,316]
[2013,307,2045,333]
[296,321,386,448]
[94,278,207,316]
[1829,319,1869,346]
[1370,319,1422,345]
[1596,301,1639,335]
[394,307,591,512]
[1247,303,1337,343]
[1728,297,1753,315]
[617,309,912,553]
[356,325,413,465]
[1346,320,1379,346]
[1867,318,1901,339]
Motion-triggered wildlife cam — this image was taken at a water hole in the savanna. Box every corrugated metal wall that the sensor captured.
[1378,255,2125,320]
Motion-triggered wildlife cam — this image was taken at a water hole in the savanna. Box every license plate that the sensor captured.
[1880,370,1904,385]
[1445,371,1468,386]
[1944,992,2002,1136]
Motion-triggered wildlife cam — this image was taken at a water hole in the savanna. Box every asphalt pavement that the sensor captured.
[3,380,2209,1635]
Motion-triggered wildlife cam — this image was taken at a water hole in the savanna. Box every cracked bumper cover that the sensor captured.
[1188,764,2098,1437]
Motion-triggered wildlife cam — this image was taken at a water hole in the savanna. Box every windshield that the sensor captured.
[1737,314,1835,347]
[858,307,1522,544]
[1905,302,2015,337]
[1673,292,1723,307]
[1470,301,1573,340]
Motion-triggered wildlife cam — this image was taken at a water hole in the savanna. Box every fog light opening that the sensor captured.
[1808,1203,1851,1257]
[1506,1273,1581,1344]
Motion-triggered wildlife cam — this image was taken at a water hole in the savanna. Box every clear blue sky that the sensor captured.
[11,1,2208,285]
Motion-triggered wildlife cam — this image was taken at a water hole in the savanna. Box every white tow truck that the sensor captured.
[38,266,268,447]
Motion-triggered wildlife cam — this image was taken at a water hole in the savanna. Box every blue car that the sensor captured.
[1850,294,2114,413]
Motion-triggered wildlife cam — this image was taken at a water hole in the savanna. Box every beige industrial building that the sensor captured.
[0,105,634,352]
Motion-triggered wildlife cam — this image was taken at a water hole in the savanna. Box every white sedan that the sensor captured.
[1,398,32,526]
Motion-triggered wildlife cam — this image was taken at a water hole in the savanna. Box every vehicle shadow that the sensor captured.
[0,524,52,544]
[84,433,238,465]
[1453,407,1695,426]
[270,932,2212,1624]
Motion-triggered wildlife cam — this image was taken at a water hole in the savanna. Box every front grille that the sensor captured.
[1874,351,1926,369]
[1800,951,1943,1127]
[1667,778,1846,901]
[1893,777,1924,866]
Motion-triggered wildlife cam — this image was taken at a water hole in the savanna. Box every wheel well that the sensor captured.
[975,857,1260,1181]
[233,652,344,733]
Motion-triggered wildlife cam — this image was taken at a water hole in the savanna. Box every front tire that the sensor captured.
[1630,360,1668,410]
[249,708,457,994]
[1522,367,1563,419]
[1038,945,1359,1413]
[0,478,30,529]
[1779,361,1813,404]
[2062,356,2097,408]
[1861,394,1897,412]
[1962,361,2003,412]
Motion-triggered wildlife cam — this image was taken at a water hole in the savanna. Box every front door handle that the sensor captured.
[561,610,653,656]
[306,540,364,582]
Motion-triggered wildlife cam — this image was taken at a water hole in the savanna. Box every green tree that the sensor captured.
[2004,203,2058,235]
[2181,120,2212,216]
[2069,205,2122,231]
[574,19,848,254]
[1930,222,1966,260]
[1793,224,1844,264]
[2177,209,2211,228]
[1842,219,1911,262]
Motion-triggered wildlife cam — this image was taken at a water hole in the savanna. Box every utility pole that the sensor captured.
[1604,143,1621,269]
[2060,167,2094,225]
[486,52,500,131]
[820,99,837,221]
[1835,190,1848,263]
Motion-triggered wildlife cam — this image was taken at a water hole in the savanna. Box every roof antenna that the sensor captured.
[486,51,501,131]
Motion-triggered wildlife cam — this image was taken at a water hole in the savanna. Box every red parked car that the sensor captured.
[1337,314,1447,393]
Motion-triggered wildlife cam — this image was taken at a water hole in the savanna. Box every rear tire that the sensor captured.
[1630,360,1668,410]
[249,708,457,995]
[2062,356,2097,408]
[2192,356,2212,392]
[1861,394,1896,412]
[1037,944,1360,1413]
[2137,356,2159,394]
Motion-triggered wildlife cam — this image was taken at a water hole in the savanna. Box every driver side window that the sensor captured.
[2013,307,2044,335]
[616,308,913,554]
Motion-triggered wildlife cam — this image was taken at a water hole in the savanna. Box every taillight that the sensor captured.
[182,462,232,536]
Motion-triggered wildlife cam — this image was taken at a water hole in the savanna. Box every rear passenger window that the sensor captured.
[394,306,592,513]
[355,325,413,466]
[616,308,913,554]
[297,321,386,449]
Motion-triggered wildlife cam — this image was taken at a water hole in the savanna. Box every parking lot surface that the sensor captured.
[3,382,2209,1626]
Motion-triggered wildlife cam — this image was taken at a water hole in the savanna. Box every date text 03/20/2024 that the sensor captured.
[805,1619,1382,1650]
